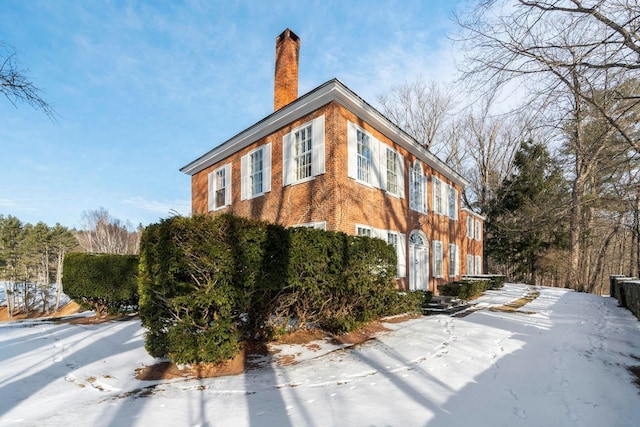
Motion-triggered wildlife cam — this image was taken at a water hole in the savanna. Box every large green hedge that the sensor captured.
[62,252,139,315]
[139,214,420,364]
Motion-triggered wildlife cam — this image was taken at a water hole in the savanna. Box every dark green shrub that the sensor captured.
[489,275,506,289]
[438,279,490,300]
[62,252,139,315]
[139,213,409,363]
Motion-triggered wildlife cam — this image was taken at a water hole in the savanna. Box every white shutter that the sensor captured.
[240,153,249,201]
[263,143,272,193]
[380,144,388,191]
[370,137,381,188]
[397,233,406,278]
[207,171,215,211]
[282,132,293,186]
[311,115,325,177]
[409,166,415,210]
[373,227,386,241]
[347,121,357,179]
[432,177,437,213]
[224,164,232,206]
[453,187,459,220]
[397,152,405,198]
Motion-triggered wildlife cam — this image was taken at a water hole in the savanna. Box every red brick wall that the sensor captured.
[190,101,484,292]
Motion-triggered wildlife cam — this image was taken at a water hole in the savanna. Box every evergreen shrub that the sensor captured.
[438,279,490,300]
[139,214,410,364]
[62,252,139,315]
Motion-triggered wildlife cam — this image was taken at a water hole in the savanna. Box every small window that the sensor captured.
[433,240,443,278]
[356,225,373,237]
[292,221,327,230]
[474,220,482,241]
[208,163,231,211]
[467,216,474,238]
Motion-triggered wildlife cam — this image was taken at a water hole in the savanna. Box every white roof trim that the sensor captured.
[180,79,469,187]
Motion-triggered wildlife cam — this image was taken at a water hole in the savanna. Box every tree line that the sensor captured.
[379,0,639,293]
[0,209,142,317]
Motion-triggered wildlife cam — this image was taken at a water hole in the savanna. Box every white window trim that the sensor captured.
[208,163,232,211]
[292,221,327,230]
[355,224,374,237]
[283,115,325,187]
[241,143,272,201]
[474,255,482,274]
[474,219,482,241]
[467,254,474,275]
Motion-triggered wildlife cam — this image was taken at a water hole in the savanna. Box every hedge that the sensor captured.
[438,279,491,300]
[62,252,139,315]
[138,214,420,364]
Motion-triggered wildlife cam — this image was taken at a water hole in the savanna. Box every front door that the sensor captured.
[409,231,429,291]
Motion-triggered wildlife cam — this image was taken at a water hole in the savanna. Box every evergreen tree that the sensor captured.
[485,140,569,284]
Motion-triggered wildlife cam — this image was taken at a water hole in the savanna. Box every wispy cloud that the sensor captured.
[0,199,16,208]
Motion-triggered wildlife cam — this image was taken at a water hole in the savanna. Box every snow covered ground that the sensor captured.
[1,283,639,426]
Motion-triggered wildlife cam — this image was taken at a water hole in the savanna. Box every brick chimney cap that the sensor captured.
[277,28,299,42]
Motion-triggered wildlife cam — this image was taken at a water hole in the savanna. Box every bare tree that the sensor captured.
[457,93,524,214]
[455,0,640,290]
[75,208,141,255]
[1,43,55,119]
[378,78,457,156]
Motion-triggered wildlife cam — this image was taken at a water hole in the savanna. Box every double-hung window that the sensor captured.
[467,254,474,275]
[448,244,459,277]
[409,161,427,213]
[475,255,482,274]
[208,163,231,211]
[467,216,474,238]
[474,220,482,241]
[433,240,443,278]
[241,144,272,200]
[295,124,313,181]
[283,116,325,186]
[357,129,372,183]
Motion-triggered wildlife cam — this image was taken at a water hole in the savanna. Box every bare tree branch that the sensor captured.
[0,43,56,120]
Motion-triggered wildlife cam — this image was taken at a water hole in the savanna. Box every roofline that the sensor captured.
[180,79,470,188]
[462,207,486,220]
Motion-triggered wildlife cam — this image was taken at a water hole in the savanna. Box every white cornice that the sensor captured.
[180,79,469,188]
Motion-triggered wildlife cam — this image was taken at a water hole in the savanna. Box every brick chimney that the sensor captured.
[274,29,300,111]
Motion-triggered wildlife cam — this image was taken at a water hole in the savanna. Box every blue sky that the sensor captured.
[1,0,467,229]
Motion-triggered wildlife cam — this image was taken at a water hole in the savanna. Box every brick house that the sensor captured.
[181,29,484,293]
